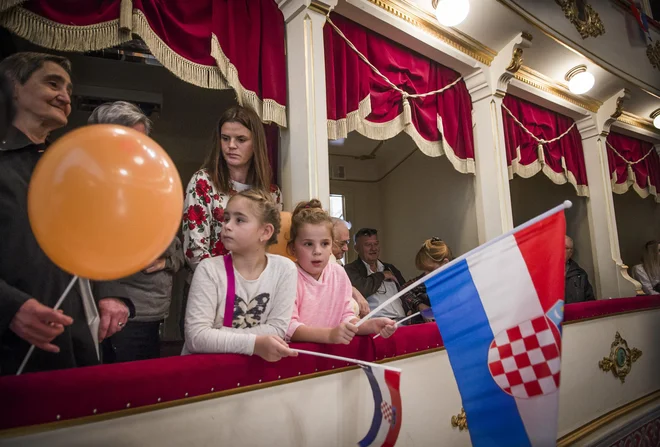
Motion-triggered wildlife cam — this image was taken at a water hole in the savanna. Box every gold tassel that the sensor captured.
[402,94,412,126]
[120,0,132,32]
[537,143,545,166]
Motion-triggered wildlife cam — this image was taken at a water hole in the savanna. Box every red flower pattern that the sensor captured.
[182,170,283,269]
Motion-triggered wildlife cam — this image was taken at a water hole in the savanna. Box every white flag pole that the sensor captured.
[356,201,572,327]
[292,349,402,372]
[16,275,79,376]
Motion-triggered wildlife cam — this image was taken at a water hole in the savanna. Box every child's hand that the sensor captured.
[254,335,298,362]
[329,322,358,344]
[359,317,396,337]
[379,322,397,339]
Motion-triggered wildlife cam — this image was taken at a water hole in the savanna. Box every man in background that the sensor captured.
[564,235,596,303]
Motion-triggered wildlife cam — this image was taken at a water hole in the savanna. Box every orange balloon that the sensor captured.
[28,124,183,280]
[268,211,296,262]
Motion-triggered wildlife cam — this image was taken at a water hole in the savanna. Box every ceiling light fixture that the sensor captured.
[651,109,660,130]
[432,0,470,27]
[565,65,595,95]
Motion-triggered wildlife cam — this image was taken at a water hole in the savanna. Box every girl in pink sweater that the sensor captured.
[285,200,396,344]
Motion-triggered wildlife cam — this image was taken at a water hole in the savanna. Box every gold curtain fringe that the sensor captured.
[327,94,475,175]
[0,7,129,52]
[211,34,287,128]
[0,0,26,15]
[509,146,590,197]
[327,95,372,140]
[611,169,660,203]
[132,11,227,91]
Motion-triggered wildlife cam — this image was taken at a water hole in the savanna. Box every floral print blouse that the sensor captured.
[182,169,282,273]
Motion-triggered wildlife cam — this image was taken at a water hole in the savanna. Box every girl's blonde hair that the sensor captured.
[415,238,453,272]
[227,189,281,246]
[642,240,660,280]
[287,199,333,252]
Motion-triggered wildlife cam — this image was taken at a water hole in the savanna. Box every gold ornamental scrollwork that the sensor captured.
[451,407,468,431]
[598,332,642,383]
[506,48,524,73]
[647,41,660,71]
[555,0,605,39]
[611,96,624,119]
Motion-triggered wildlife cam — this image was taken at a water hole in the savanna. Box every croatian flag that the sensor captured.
[425,207,566,446]
[358,364,402,447]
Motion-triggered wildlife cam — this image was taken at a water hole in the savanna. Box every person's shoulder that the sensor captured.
[197,255,226,273]
[267,253,297,273]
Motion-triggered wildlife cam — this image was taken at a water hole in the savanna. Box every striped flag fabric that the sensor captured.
[425,207,566,446]
[358,364,402,447]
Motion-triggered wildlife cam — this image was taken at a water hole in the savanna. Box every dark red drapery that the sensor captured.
[0,0,287,127]
[606,131,660,203]
[324,13,475,174]
[502,95,589,197]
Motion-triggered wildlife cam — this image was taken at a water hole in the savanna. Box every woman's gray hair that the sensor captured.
[88,101,152,134]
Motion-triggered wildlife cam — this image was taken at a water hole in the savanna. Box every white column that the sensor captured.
[577,90,637,299]
[277,0,336,211]
[465,34,531,243]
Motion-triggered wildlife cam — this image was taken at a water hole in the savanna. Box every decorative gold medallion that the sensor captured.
[647,41,660,71]
[506,48,524,73]
[598,332,642,383]
[451,407,468,431]
[555,0,605,39]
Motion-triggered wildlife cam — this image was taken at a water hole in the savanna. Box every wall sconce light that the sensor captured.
[565,65,595,95]
[651,109,660,130]
[432,0,470,27]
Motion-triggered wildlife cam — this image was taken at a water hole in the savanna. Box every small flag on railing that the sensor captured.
[358,364,402,447]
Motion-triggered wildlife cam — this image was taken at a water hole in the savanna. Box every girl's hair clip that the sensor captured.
[431,237,442,243]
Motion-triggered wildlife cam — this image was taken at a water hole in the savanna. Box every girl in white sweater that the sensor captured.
[183,189,298,362]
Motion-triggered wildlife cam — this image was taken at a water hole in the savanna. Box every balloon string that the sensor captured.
[16,275,79,376]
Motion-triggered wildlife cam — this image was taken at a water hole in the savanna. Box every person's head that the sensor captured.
[221,189,281,255]
[88,101,152,134]
[202,105,272,193]
[565,235,574,262]
[354,228,380,264]
[0,52,72,132]
[288,199,333,280]
[642,240,660,279]
[331,217,352,259]
[416,238,453,274]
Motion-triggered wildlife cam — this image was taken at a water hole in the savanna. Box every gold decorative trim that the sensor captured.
[496,0,660,98]
[506,48,524,73]
[617,111,660,136]
[521,31,533,42]
[451,407,468,431]
[647,41,660,71]
[365,0,496,66]
[514,65,602,113]
[555,0,605,39]
[309,1,331,15]
[598,332,642,383]
[557,389,660,446]
[611,96,624,119]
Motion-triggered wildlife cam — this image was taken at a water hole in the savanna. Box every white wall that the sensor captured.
[614,190,660,269]
[330,150,479,280]
[510,174,595,289]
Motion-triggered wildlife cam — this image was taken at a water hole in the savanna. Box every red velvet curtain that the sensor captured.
[502,95,589,197]
[606,131,659,202]
[324,13,475,174]
[0,0,287,127]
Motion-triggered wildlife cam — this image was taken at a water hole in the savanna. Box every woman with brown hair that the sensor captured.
[182,105,282,271]
[401,238,453,321]
[631,240,660,295]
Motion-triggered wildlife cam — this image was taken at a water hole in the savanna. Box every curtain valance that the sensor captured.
[607,131,659,202]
